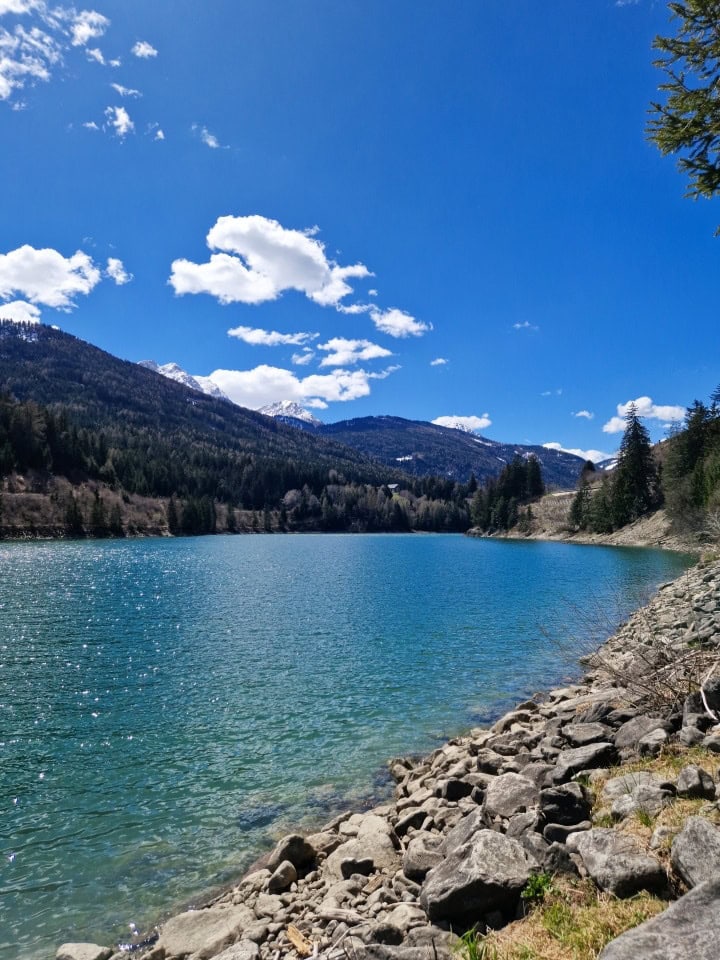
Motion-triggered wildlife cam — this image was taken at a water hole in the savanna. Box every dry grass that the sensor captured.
[468,878,666,960]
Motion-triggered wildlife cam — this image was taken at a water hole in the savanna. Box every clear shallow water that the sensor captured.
[0,534,692,959]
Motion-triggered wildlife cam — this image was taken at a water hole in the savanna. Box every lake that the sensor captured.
[0,534,692,959]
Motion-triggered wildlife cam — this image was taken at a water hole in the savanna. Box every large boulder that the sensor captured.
[675,765,716,800]
[671,816,720,888]
[213,943,260,960]
[267,833,316,871]
[56,947,112,960]
[325,816,400,880]
[403,832,444,882]
[419,829,538,925]
[614,717,671,756]
[539,782,591,826]
[155,905,256,960]
[552,743,618,783]
[483,773,540,819]
[599,879,720,960]
[566,829,666,897]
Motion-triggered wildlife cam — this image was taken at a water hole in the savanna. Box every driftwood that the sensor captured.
[287,923,314,958]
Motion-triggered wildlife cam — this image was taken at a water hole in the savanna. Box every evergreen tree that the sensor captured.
[611,403,658,525]
[166,495,179,535]
[65,494,84,537]
[89,490,108,537]
[108,503,124,537]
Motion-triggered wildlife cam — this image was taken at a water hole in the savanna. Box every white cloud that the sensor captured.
[370,306,430,338]
[82,119,98,130]
[85,46,104,64]
[318,337,392,367]
[432,414,492,433]
[105,257,131,285]
[292,350,315,366]
[192,123,224,149]
[513,320,538,331]
[207,363,399,410]
[430,357,448,366]
[147,121,164,140]
[70,10,108,47]
[574,410,594,420]
[541,388,563,397]
[543,442,613,464]
[0,1,42,13]
[110,81,140,97]
[0,243,102,310]
[105,104,133,137]
[227,324,317,347]
[169,214,374,312]
[602,395,686,434]
[131,39,156,58]
[0,299,41,323]
[0,21,60,100]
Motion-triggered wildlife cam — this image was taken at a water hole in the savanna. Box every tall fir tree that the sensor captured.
[611,403,658,526]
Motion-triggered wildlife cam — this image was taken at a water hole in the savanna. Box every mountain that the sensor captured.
[259,400,323,429]
[314,416,585,489]
[138,360,229,401]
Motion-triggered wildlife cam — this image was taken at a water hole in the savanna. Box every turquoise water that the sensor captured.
[0,535,692,959]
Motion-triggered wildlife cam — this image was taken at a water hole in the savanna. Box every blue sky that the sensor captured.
[0,0,717,461]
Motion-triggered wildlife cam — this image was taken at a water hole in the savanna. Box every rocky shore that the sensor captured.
[59,556,720,960]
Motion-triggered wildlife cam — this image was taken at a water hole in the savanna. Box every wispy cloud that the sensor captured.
[70,9,108,47]
[602,396,686,434]
[573,409,594,420]
[110,82,140,97]
[228,325,318,347]
[542,442,613,464]
[513,320,539,331]
[192,124,224,149]
[430,357,448,366]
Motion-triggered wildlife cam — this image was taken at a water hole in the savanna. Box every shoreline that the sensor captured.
[59,550,720,960]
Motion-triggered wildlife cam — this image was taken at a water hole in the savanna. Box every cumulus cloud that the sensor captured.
[105,257,131,285]
[82,119,98,130]
[543,442,613,464]
[70,10,108,47]
[0,1,43,13]
[170,215,375,313]
[318,337,392,367]
[110,82,140,97]
[227,324,317,347]
[104,104,133,137]
[574,410,594,420]
[370,307,430,338]
[0,20,60,100]
[602,396,686,434]
[131,39,156,58]
[430,357,448,366]
[0,243,103,312]
[0,298,41,323]
[432,414,492,433]
[207,363,399,410]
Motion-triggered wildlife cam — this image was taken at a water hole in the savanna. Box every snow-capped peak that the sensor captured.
[259,400,323,426]
[138,360,229,401]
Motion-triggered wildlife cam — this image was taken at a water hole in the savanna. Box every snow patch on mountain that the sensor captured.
[138,360,229,401]
[259,400,323,426]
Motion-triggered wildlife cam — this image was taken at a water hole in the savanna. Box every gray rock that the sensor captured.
[638,728,669,757]
[506,810,542,838]
[599,878,720,960]
[341,857,375,879]
[614,717,671,754]
[213,942,260,960]
[483,773,539,819]
[543,821,591,844]
[267,833,316,871]
[394,808,426,836]
[440,807,485,856]
[566,829,666,897]
[539,782,591,825]
[403,833,444,882]
[701,732,720,753]
[419,829,538,924]
[543,841,580,876]
[475,748,505,774]
[306,830,342,857]
[683,677,720,719]
[562,722,612,746]
[254,893,283,918]
[520,762,555,787]
[56,946,112,960]
[325,817,400,881]
[439,778,474,801]
[385,903,427,933]
[602,771,674,802]
[675,765,716,800]
[552,742,618,783]
[155,905,256,960]
[671,816,720,888]
[267,859,297,893]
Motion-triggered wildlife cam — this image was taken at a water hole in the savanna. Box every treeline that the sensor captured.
[0,393,475,536]
[469,455,544,532]
[569,388,720,536]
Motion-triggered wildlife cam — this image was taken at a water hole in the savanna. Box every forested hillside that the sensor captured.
[0,322,475,536]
